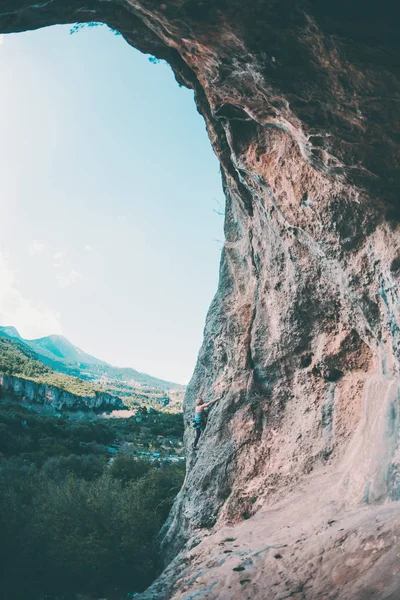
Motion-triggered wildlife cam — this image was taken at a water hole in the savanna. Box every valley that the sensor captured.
[0,325,186,599]
[0,390,185,599]
[0,326,185,412]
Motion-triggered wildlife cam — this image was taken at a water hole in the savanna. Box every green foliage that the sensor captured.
[0,405,114,460]
[41,454,106,482]
[0,465,184,598]
[69,22,104,34]
[147,411,184,437]
[109,455,152,484]
[0,336,100,397]
[69,22,122,36]
[121,388,184,413]
[0,336,49,377]
[0,402,185,599]
[30,371,99,396]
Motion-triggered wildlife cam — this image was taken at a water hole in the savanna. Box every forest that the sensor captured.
[0,401,185,600]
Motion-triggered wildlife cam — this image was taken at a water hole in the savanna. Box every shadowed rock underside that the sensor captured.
[1,2,400,598]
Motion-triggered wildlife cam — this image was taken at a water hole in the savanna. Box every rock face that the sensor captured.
[1,2,400,598]
[0,373,123,410]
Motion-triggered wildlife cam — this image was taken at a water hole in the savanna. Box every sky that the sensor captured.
[0,25,225,384]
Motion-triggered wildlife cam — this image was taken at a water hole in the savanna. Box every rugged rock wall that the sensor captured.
[0,373,123,410]
[1,2,400,598]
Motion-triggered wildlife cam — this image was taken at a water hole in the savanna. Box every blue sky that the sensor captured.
[0,25,225,384]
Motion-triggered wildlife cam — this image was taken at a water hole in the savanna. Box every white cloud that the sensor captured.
[0,250,62,339]
[56,268,82,288]
[52,252,82,287]
[29,240,45,256]
[84,244,93,252]
[0,35,4,47]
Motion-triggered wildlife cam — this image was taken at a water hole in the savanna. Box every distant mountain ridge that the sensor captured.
[0,326,184,391]
[27,334,109,367]
[0,326,22,340]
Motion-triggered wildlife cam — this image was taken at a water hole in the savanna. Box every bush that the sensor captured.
[0,466,185,599]
[148,412,184,438]
[0,403,185,600]
[0,400,185,599]
[109,455,152,484]
[42,454,106,482]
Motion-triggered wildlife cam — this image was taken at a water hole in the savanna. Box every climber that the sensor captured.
[192,385,222,450]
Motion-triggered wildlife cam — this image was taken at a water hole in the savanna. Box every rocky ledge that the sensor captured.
[0,373,123,411]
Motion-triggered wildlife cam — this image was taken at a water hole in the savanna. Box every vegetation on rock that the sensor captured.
[0,336,100,396]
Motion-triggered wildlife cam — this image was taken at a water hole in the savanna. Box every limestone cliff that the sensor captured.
[1,2,400,598]
[0,373,123,410]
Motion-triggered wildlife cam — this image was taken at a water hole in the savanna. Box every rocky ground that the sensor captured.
[140,470,400,600]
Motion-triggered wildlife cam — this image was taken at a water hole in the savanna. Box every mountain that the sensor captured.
[0,326,22,340]
[27,334,108,366]
[0,333,123,410]
[0,326,183,392]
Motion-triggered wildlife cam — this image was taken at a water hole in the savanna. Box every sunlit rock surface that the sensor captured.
[0,373,123,410]
[1,2,400,598]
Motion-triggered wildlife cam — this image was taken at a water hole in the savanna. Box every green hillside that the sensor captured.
[0,326,184,391]
[0,328,185,411]
[28,333,107,365]
[0,334,186,598]
[0,335,99,397]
